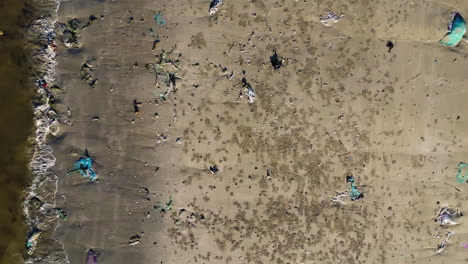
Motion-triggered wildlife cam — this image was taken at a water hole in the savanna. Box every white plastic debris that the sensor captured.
[331,192,348,205]
[209,0,223,15]
[246,86,256,103]
[437,206,461,226]
[320,11,344,27]
[436,231,454,254]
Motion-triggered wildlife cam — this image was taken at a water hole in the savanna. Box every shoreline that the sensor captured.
[23,0,468,263]
[23,0,69,263]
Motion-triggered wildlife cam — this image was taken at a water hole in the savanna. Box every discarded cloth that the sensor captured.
[440,12,466,47]
[66,157,97,180]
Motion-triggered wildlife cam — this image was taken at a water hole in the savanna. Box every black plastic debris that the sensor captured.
[270,50,283,70]
[82,15,98,30]
[210,165,219,174]
[133,99,142,114]
[152,38,160,50]
[209,0,223,15]
[128,232,144,245]
[386,41,394,52]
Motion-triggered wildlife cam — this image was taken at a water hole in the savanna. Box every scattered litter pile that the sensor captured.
[331,175,364,205]
[65,152,97,181]
[320,11,344,27]
[145,49,180,100]
[209,0,223,15]
[440,12,466,47]
[154,196,173,212]
[436,206,462,226]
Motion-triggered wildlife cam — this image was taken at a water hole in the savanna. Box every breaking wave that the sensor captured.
[23,0,69,263]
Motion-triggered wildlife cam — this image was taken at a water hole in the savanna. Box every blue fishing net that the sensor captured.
[440,12,466,47]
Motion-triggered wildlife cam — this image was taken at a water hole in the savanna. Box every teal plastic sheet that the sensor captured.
[66,157,97,180]
[440,12,466,47]
[154,12,166,26]
[347,176,363,201]
[456,162,468,183]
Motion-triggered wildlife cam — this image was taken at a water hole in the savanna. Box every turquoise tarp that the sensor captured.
[440,12,466,47]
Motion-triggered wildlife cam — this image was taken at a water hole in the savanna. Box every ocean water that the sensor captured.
[0,0,67,263]
[0,0,33,263]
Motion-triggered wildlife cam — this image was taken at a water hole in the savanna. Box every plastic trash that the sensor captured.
[331,192,348,205]
[128,233,143,245]
[86,249,98,264]
[346,175,363,201]
[65,154,97,181]
[437,231,454,254]
[242,78,256,103]
[270,50,283,70]
[320,11,344,27]
[455,162,468,183]
[26,227,41,252]
[440,12,466,47]
[209,0,223,15]
[209,165,219,174]
[54,208,69,220]
[153,12,166,26]
[154,196,173,212]
[437,206,461,226]
[386,41,394,52]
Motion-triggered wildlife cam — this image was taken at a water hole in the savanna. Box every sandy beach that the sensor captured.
[43,0,468,263]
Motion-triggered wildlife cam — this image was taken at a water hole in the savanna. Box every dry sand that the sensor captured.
[51,0,468,263]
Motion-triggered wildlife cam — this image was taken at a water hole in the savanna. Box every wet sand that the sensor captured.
[52,0,468,263]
